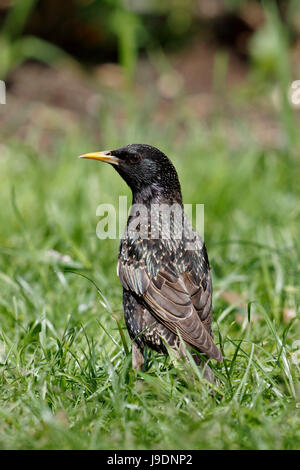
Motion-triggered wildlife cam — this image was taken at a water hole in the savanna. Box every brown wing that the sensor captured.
[184,269,213,334]
[118,261,222,362]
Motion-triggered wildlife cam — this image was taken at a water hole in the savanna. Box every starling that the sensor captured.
[80,144,222,381]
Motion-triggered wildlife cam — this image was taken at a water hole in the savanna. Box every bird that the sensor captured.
[79,144,222,382]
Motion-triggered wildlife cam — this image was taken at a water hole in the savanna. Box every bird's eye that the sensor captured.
[127,154,142,164]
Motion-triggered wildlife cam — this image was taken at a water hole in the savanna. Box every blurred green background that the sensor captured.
[1,0,300,145]
[0,0,299,451]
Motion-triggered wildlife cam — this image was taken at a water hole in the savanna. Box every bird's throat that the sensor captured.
[132,183,183,207]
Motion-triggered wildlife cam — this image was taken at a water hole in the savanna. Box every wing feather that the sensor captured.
[118,260,222,362]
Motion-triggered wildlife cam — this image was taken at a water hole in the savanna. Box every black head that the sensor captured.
[80,144,182,204]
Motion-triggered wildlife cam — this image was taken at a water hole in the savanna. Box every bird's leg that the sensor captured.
[173,341,215,384]
[132,341,144,370]
[193,353,215,384]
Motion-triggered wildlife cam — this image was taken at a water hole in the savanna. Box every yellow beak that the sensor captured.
[78,151,120,165]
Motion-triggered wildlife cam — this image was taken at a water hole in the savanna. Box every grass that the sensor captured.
[0,97,299,450]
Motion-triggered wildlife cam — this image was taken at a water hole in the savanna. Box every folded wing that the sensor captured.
[118,261,222,362]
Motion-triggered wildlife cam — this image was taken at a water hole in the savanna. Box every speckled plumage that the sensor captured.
[81,144,222,381]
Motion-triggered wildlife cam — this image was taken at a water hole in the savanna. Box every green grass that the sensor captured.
[0,105,299,450]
